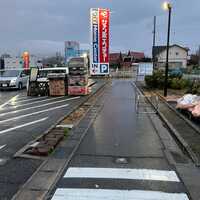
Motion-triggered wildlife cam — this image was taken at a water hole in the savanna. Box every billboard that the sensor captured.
[90,8,110,75]
[23,52,30,70]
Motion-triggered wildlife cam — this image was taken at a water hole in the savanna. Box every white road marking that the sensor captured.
[0,104,69,124]
[52,189,189,200]
[56,124,73,129]
[64,168,180,182]
[0,94,19,109]
[0,117,48,135]
[0,144,6,150]
[0,96,80,117]
[3,96,66,110]
[8,96,47,104]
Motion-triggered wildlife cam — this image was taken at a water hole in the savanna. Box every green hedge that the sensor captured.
[145,70,189,90]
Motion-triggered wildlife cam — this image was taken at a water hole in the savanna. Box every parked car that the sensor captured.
[0,69,29,90]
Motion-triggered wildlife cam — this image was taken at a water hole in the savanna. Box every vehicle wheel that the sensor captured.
[18,82,23,90]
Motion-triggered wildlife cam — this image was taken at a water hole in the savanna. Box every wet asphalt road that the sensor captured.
[0,81,104,200]
[0,88,25,106]
[50,80,190,200]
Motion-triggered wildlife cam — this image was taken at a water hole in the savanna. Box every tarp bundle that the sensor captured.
[176,94,200,117]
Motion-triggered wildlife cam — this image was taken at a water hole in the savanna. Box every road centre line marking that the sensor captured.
[0,104,69,124]
[0,117,48,135]
[2,96,65,110]
[0,96,80,117]
[0,94,19,109]
[52,189,189,200]
[64,168,180,182]
[0,144,6,150]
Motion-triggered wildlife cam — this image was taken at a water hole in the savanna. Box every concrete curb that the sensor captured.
[11,81,108,200]
[157,92,200,136]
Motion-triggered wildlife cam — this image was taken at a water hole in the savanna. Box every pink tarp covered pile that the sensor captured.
[176,94,200,117]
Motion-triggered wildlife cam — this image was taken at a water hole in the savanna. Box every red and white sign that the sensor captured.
[90,8,110,75]
[99,9,109,63]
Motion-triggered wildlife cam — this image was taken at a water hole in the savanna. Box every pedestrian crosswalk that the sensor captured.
[51,167,190,200]
[52,188,189,200]
[64,167,180,182]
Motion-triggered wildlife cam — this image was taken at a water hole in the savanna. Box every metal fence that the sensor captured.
[110,69,137,79]
[132,82,159,114]
[183,74,200,80]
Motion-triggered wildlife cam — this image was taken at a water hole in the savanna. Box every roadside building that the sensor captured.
[4,57,23,69]
[109,53,122,68]
[130,51,145,61]
[64,41,80,64]
[78,49,90,57]
[3,55,40,69]
[109,51,145,69]
[153,44,189,69]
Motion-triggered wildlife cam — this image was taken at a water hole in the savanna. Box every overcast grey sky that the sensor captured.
[0,0,199,56]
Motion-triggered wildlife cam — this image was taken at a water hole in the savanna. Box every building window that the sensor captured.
[176,52,179,56]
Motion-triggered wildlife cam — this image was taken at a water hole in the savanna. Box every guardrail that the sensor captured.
[110,70,136,78]
[183,74,200,80]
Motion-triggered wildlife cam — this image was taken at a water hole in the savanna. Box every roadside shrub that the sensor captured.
[187,80,200,95]
[145,70,189,90]
[145,70,165,89]
[145,75,157,88]
[170,78,189,90]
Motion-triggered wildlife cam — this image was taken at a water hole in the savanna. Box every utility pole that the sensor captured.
[198,45,200,67]
[152,16,156,69]
[164,3,172,97]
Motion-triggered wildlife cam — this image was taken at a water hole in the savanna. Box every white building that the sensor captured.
[4,57,23,69]
[153,44,189,69]
[4,55,41,69]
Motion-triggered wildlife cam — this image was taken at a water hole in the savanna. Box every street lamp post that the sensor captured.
[163,2,172,97]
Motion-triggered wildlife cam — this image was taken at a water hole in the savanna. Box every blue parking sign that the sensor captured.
[100,64,109,74]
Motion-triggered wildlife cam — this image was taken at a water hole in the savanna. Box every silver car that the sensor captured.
[0,69,29,90]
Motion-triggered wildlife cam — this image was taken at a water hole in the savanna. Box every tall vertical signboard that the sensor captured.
[90,8,110,75]
[23,51,30,70]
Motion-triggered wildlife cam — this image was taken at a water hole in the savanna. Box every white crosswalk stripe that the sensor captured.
[64,167,180,182]
[51,167,189,200]
[52,188,189,200]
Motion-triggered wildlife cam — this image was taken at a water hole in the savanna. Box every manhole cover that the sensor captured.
[0,158,9,166]
[115,158,128,164]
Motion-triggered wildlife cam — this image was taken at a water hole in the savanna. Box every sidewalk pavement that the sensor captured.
[48,79,193,200]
